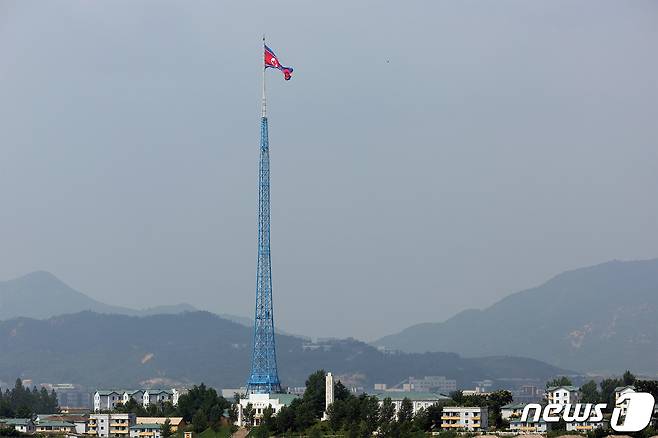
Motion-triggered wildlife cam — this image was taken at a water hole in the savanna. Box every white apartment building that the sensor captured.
[441,406,488,431]
[614,385,636,416]
[236,393,299,427]
[547,385,604,431]
[374,392,450,415]
[94,391,124,412]
[94,389,185,412]
[546,386,579,404]
[89,413,136,437]
[123,390,146,406]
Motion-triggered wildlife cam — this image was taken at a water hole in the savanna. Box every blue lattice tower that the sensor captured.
[246,61,282,394]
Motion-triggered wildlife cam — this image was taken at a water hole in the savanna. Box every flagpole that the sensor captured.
[262,35,267,118]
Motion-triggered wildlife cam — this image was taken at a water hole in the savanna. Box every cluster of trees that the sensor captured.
[114,383,235,434]
[551,371,658,410]
[449,389,513,429]
[247,370,512,437]
[0,379,59,418]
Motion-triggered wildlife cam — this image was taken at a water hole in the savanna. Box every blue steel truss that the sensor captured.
[246,115,282,394]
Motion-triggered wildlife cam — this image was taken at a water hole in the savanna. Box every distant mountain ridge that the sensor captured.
[0,271,196,320]
[374,259,658,374]
[0,311,570,390]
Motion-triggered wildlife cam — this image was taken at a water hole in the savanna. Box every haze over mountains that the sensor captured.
[0,311,568,390]
[1,259,657,383]
[375,259,658,374]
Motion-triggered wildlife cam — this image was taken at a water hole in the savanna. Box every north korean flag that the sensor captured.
[264,45,294,80]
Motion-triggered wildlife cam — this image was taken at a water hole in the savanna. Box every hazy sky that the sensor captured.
[1,1,657,340]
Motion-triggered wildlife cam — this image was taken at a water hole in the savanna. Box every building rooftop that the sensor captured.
[1,418,33,426]
[37,420,75,427]
[546,386,579,392]
[614,385,636,392]
[271,393,300,406]
[373,391,450,401]
[502,402,528,409]
[96,390,122,396]
[137,417,184,426]
[131,424,162,430]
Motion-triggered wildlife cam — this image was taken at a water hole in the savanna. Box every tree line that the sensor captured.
[0,379,59,418]
[246,370,512,438]
[113,383,235,434]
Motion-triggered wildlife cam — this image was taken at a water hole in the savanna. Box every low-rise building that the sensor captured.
[0,418,36,434]
[89,413,136,437]
[501,402,527,420]
[130,423,162,438]
[236,393,299,427]
[566,419,605,432]
[36,414,89,434]
[441,406,488,431]
[35,420,76,434]
[374,392,449,415]
[136,417,185,433]
[509,418,548,433]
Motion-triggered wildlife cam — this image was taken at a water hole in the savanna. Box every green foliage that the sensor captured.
[177,384,230,423]
[0,378,59,418]
[0,425,20,437]
[546,376,573,388]
[622,370,636,386]
[192,409,209,433]
[160,418,173,438]
[580,380,600,403]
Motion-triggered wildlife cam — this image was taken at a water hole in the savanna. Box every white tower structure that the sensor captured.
[323,372,335,421]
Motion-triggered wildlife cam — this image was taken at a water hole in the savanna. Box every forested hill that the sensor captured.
[0,311,569,389]
[375,259,658,374]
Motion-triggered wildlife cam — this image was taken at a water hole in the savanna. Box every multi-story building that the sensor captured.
[546,385,603,431]
[122,390,146,406]
[89,413,136,437]
[41,383,91,409]
[615,385,636,416]
[512,385,543,403]
[546,385,579,404]
[406,376,457,394]
[94,389,185,412]
[374,392,450,415]
[94,390,124,412]
[441,406,488,431]
[236,393,299,427]
[144,390,175,407]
